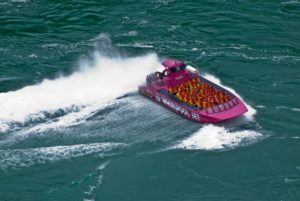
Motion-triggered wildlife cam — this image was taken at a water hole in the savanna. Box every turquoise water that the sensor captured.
[0,0,300,200]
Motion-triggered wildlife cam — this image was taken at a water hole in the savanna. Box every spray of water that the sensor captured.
[0,51,160,133]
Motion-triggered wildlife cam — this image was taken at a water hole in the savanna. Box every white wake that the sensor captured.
[175,124,262,150]
[0,142,124,170]
[0,53,160,132]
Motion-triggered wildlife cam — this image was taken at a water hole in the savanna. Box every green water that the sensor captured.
[0,0,300,201]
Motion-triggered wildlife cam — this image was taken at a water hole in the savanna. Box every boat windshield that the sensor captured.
[170,64,186,73]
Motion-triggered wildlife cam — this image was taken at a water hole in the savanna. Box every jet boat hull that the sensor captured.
[139,59,248,123]
[139,75,248,123]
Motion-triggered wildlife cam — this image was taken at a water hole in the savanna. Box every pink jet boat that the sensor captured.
[138,58,248,123]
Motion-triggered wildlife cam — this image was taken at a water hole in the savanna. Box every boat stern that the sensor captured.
[199,96,248,123]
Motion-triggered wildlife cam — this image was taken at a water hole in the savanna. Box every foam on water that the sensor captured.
[116,42,154,48]
[175,125,262,150]
[0,142,123,170]
[256,105,266,109]
[0,53,160,132]
[83,161,111,201]
[0,77,18,82]
[291,108,300,112]
[281,1,300,5]
[276,105,300,112]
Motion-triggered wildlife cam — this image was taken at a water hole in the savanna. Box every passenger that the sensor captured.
[172,77,230,107]
[202,101,207,109]
[196,100,202,108]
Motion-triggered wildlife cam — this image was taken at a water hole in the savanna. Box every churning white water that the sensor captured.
[0,53,161,132]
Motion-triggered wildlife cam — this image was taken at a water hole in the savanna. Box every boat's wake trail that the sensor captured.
[0,142,124,170]
[0,53,160,133]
